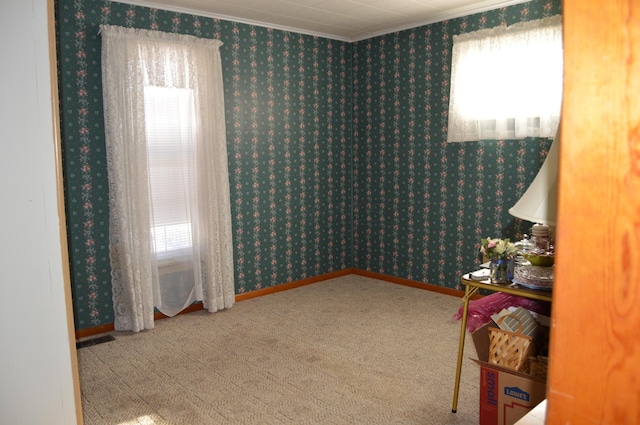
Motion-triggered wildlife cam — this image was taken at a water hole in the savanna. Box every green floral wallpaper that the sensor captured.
[351,1,560,285]
[57,0,561,330]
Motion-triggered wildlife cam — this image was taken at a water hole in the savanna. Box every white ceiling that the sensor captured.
[117,0,531,41]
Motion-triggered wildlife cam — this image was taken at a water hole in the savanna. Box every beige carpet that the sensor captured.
[78,275,480,424]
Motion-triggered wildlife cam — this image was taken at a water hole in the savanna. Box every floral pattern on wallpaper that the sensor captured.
[57,0,561,330]
[351,0,560,287]
[57,0,352,329]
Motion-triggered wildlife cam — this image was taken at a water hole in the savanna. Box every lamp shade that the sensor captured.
[508,127,559,226]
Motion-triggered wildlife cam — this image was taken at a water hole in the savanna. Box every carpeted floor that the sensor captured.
[77,275,480,424]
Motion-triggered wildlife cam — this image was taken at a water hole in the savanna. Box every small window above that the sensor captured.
[447,16,563,142]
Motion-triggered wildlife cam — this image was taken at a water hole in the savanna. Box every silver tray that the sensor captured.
[513,279,553,291]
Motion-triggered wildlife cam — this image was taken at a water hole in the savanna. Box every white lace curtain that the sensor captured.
[447,16,563,142]
[100,25,234,332]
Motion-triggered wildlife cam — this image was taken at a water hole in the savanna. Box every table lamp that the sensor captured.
[508,125,560,227]
[509,124,559,287]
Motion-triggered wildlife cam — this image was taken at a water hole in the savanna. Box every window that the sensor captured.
[447,16,563,142]
[100,25,234,328]
[144,86,196,262]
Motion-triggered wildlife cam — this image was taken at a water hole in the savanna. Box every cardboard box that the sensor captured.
[476,361,546,425]
[471,321,547,425]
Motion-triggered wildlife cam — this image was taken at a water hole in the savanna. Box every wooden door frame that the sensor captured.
[48,0,84,422]
[547,0,640,422]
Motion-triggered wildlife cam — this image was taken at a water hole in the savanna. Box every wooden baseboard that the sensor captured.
[75,323,116,340]
[234,268,355,302]
[75,268,475,340]
[351,268,482,300]
[74,302,206,340]
[154,302,204,320]
[75,269,355,339]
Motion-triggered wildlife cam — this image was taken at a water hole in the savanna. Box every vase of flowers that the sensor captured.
[480,237,517,283]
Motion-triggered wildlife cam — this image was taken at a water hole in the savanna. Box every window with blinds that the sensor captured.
[144,86,197,261]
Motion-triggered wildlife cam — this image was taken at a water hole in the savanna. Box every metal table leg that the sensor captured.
[452,283,479,413]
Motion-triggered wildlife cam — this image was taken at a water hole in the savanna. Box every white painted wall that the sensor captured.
[0,0,79,424]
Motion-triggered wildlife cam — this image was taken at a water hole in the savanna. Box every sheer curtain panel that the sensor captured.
[100,25,234,332]
[447,16,563,142]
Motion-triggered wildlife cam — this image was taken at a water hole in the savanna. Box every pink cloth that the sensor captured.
[452,292,551,333]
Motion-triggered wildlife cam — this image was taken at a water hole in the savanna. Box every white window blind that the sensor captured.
[447,16,563,142]
[144,86,197,260]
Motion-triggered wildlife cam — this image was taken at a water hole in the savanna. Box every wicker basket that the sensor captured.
[528,355,549,379]
[488,314,536,373]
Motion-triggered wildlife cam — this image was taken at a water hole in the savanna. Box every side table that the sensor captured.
[452,272,553,413]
